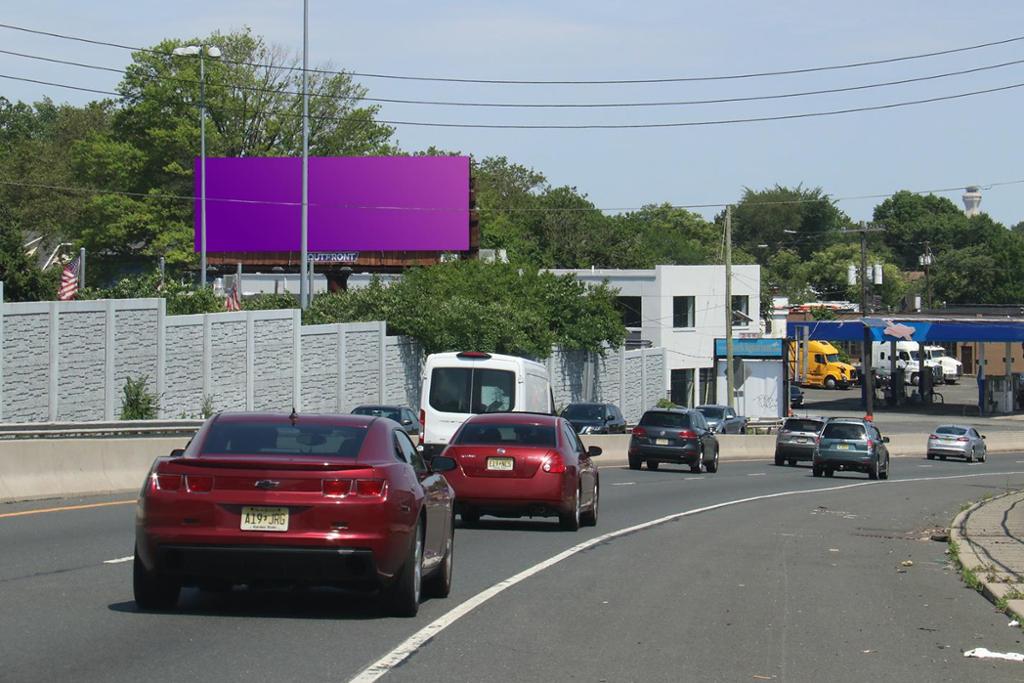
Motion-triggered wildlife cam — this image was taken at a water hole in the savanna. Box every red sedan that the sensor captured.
[440,413,600,531]
[134,412,456,617]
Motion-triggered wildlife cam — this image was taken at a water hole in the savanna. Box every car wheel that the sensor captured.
[690,450,703,474]
[581,484,599,527]
[966,448,974,463]
[647,460,660,471]
[910,373,919,385]
[461,508,480,527]
[774,452,784,466]
[926,453,934,460]
[706,448,719,474]
[788,459,797,467]
[423,516,454,599]
[559,487,581,531]
[824,468,834,478]
[824,376,837,390]
[868,460,879,480]
[388,521,423,617]
[939,454,947,461]
[628,455,642,470]
[880,461,889,480]
[980,450,987,463]
[812,466,823,478]
[133,548,181,611]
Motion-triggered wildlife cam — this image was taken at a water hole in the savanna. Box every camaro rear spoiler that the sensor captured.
[167,456,368,471]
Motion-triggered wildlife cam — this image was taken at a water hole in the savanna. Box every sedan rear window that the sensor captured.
[783,419,823,433]
[822,423,866,440]
[639,411,692,428]
[697,406,724,419]
[201,422,368,458]
[454,423,555,447]
[352,406,402,421]
[935,426,967,435]
[562,404,604,420]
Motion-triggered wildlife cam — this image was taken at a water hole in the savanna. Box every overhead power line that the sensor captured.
[2,71,1022,129]
[1,21,1023,85]
[4,46,1024,109]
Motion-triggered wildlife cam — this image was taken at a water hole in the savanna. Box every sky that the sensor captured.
[2,1,1024,230]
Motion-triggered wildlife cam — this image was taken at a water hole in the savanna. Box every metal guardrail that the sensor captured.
[744,417,784,434]
[0,420,205,439]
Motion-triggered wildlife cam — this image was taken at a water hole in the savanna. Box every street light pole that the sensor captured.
[299,0,310,309]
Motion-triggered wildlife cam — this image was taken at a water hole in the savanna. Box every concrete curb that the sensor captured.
[949,490,1024,624]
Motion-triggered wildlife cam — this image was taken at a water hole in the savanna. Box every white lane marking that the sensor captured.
[612,482,636,486]
[103,556,133,565]
[747,473,767,477]
[919,465,933,468]
[350,470,1024,683]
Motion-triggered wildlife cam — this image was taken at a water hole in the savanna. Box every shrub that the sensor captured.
[120,375,159,420]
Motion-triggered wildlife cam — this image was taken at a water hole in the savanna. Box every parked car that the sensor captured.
[812,418,890,480]
[696,404,747,434]
[774,416,825,466]
[134,412,457,617]
[561,402,626,434]
[440,412,600,531]
[927,424,987,462]
[628,408,719,473]
[789,384,805,408]
[352,404,420,437]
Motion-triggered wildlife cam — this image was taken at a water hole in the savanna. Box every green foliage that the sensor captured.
[727,185,849,262]
[0,223,61,301]
[81,273,223,314]
[655,398,677,409]
[305,262,625,357]
[120,375,159,420]
[200,394,215,419]
[245,292,300,311]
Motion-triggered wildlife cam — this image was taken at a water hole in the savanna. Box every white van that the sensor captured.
[419,351,553,457]
[872,341,942,385]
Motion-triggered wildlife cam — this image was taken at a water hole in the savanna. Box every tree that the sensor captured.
[727,185,849,262]
[872,191,967,269]
[612,204,720,267]
[0,222,59,301]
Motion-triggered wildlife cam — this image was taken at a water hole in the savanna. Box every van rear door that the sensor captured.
[424,362,518,447]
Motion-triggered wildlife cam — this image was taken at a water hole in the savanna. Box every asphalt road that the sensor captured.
[4,457,1024,682]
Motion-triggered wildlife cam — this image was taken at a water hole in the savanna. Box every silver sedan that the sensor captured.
[926,424,987,462]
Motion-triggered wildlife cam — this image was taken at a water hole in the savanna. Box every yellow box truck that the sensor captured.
[789,340,857,389]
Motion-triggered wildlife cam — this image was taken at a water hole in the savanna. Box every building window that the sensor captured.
[731,295,750,327]
[699,368,716,404]
[670,369,694,406]
[673,296,695,328]
[616,296,642,328]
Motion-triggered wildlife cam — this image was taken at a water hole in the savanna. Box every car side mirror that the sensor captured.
[882,436,890,443]
[981,434,987,440]
[169,448,185,458]
[605,415,613,422]
[401,418,413,425]
[587,446,603,457]
[430,455,457,472]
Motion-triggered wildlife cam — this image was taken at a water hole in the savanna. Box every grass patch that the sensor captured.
[948,539,983,592]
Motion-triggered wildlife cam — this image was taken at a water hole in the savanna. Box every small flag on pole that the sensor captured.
[58,256,81,301]
[225,281,241,312]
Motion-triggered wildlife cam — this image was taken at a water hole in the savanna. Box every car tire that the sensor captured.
[706,448,719,474]
[461,508,480,527]
[581,484,599,527]
[775,452,784,466]
[880,462,889,480]
[559,487,581,531]
[939,455,947,461]
[628,455,642,470]
[647,460,660,471]
[690,450,703,474]
[824,376,837,390]
[788,459,797,467]
[910,373,919,385]
[423,516,454,600]
[926,453,934,460]
[966,449,974,463]
[133,548,181,611]
[824,468,834,478]
[388,521,423,617]
[868,460,879,480]
[813,466,823,478]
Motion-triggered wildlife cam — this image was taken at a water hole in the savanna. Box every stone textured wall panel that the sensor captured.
[384,338,422,408]
[114,308,159,418]
[3,314,50,422]
[301,331,338,413]
[343,330,380,410]
[253,318,293,412]
[57,311,107,422]
[164,323,203,418]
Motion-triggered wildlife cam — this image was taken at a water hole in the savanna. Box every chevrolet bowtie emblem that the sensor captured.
[255,480,280,490]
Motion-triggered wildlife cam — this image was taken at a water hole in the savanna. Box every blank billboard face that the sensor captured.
[194,156,470,252]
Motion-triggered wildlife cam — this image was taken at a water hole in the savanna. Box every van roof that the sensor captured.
[424,351,547,370]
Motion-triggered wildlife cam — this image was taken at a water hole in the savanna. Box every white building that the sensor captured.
[551,265,761,406]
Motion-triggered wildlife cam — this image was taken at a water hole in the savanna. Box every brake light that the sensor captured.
[354,479,387,497]
[542,453,567,473]
[457,351,492,359]
[186,475,214,493]
[323,479,352,497]
[956,436,969,442]
[152,473,181,492]
[631,426,647,438]
[866,439,874,450]
[678,429,698,439]
[929,434,938,440]
[418,409,425,445]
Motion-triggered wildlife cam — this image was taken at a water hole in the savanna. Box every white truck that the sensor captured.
[922,345,963,384]
[872,341,943,385]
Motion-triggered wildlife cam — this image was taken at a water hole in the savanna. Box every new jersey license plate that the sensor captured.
[655,438,670,446]
[241,506,289,532]
[487,457,514,471]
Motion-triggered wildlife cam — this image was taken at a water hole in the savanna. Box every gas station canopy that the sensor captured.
[788,318,1024,343]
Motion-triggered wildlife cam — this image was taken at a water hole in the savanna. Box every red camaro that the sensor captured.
[440,413,600,530]
[134,412,456,617]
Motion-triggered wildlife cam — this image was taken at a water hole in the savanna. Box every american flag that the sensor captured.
[225,281,242,311]
[58,256,81,301]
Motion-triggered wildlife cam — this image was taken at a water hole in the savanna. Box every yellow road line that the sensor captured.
[0,499,135,519]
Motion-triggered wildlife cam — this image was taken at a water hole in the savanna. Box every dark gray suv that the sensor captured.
[774,416,825,466]
[628,408,719,473]
[813,418,890,479]
[561,402,626,434]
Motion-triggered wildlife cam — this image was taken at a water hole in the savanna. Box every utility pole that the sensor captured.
[299,0,310,309]
[725,205,734,410]
[920,242,933,310]
[853,221,886,419]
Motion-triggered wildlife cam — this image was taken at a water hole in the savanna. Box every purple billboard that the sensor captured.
[194,156,470,252]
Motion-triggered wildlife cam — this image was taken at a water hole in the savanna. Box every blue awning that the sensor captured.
[787,319,1024,343]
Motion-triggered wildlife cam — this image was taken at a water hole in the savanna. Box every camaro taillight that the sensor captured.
[543,454,567,473]
[678,429,698,439]
[186,475,214,493]
[323,479,352,497]
[152,473,181,492]
[631,426,647,438]
[355,479,387,497]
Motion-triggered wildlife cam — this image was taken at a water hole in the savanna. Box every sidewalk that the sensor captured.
[950,490,1024,621]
